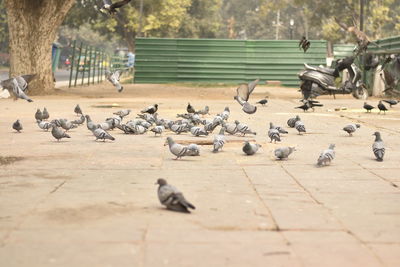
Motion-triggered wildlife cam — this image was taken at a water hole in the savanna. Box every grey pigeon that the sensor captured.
[220,107,230,121]
[295,120,306,135]
[343,124,361,136]
[268,123,281,143]
[242,141,261,155]
[85,115,97,131]
[51,125,71,141]
[1,74,36,102]
[37,120,52,131]
[150,125,164,136]
[99,0,132,16]
[113,109,131,118]
[235,120,256,136]
[156,178,195,213]
[212,127,226,153]
[186,144,200,156]
[190,126,208,137]
[274,147,296,160]
[12,119,22,132]
[35,109,43,121]
[317,144,335,166]
[97,120,113,131]
[105,69,123,92]
[233,79,259,114]
[137,113,155,123]
[141,104,158,114]
[170,123,189,134]
[92,127,115,141]
[271,123,288,134]
[223,122,238,135]
[42,107,50,120]
[165,137,188,160]
[74,104,83,116]
[71,115,86,125]
[234,95,257,114]
[59,119,78,131]
[287,115,301,128]
[196,105,209,115]
[372,132,385,161]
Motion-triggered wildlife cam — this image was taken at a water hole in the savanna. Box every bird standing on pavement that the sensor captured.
[150,125,164,136]
[343,124,361,136]
[212,127,226,153]
[317,144,335,166]
[187,103,196,113]
[113,109,131,118]
[74,104,83,116]
[295,120,306,135]
[256,98,268,106]
[92,127,115,142]
[274,147,296,160]
[165,137,188,160]
[287,115,301,128]
[268,122,281,143]
[42,107,50,120]
[37,120,52,131]
[156,178,195,213]
[35,109,43,121]
[51,125,71,141]
[141,104,158,114]
[378,101,388,114]
[242,141,261,155]
[383,99,398,108]
[12,120,23,132]
[372,132,385,162]
[235,120,256,136]
[363,102,374,113]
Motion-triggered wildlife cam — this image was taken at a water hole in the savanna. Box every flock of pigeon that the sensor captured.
[8,78,396,213]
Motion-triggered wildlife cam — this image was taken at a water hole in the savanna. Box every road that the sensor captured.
[0,84,399,267]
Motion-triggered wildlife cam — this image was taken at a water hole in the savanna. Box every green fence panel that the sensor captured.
[333,44,354,59]
[134,38,327,87]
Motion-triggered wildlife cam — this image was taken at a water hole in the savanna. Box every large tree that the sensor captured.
[5,0,75,94]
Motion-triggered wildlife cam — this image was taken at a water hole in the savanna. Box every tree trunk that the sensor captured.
[5,0,75,95]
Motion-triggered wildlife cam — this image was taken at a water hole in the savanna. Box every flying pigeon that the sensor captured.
[0,74,36,102]
[74,104,83,116]
[234,94,257,114]
[299,36,311,53]
[234,79,259,114]
[363,102,374,113]
[317,144,335,166]
[165,137,188,160]
[372,132,385,162]
[35,109,43,121]
[105,70,124,92]
[242,141,261,155]
[268,123,281,143]
[287,115,301,128]
[141,104,158,114]
[295,120,306,135]
[156,178,195,213]
[92,127,115,141]
[150,125,164,136]
[12,120,22,132]
[212,127,226,153]
[343,124,360,136]
[235,120,256,136]
[378,101,388,114]
[187,103,196,113]
[383,99,398,108]
[51,125,71,141]
[42,107,50,120]
[99,0,131,16]
[274,147,296,160]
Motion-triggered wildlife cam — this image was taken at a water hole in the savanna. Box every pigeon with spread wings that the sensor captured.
[233,79,259,114]
[105,70,124,92]
[99,0,131,16]
[1,74,36,102]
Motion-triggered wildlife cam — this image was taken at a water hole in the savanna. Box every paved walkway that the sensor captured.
[0,84,399,266]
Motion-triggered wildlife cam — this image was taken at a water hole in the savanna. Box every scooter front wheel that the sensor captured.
[352,87,368,100]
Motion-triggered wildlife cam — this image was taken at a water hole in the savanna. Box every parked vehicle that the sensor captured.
[298,56,368,100]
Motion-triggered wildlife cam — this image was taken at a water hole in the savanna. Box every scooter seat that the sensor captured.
[303,63,336,76]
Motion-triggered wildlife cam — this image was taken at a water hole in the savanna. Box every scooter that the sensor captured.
[298,56,368,100]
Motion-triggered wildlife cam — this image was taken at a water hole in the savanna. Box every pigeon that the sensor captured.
[156,178,195,213]
[42,107,50,120]
[372,132,385,162]
[223,122,238,135]
[212,127,226,153]
[85,115,97,131]
[105,69,123,92]
[97,120,114,131]
[295,102,310,112]
[378,101,388,114]
[92,127,115,141]
[190,126,208,137]
[51,125,71,141]
[12,120,22,132]
[234,79,259,114]
[256,98,268,106]
[0,74,36,102]
[343,124,360,136]
[271,122,288,134]
[71,115,86,125]
[37,120,52,131]
[296,100,323,112]
[150,125,164,136]
[287,115,301,128]
[141,104,158,114]
[137,113,155,123]
[383,99,398,108]
[186,144,200,156]
[35,109,43,121]
[113,109,131,118]
[268,123,281,143]
[242,141,261,155]
[220,107,230,121]
[196,106,209,115]
[165,137,188,160]
[187,103,196,113]
[74,104,83,116]
[235,120,256,136]
[274,147,296,160]
[99,0,131,16]
[169,123,189,134]
[299,36,310,52]
[59,119,78,131]
[317,144,335,166]
[363,102,374,113]
[234,95,257,114]
[295,120,306,135]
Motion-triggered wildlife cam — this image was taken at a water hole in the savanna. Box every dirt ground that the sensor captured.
[1,82,400,267]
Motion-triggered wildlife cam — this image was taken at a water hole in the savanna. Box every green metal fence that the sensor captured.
[134,38,327,87]
[333,44,354,59]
